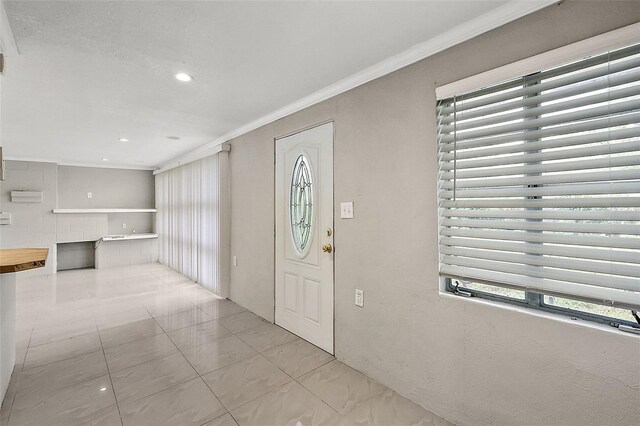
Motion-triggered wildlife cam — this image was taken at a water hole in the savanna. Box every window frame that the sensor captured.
[444,277,639,329]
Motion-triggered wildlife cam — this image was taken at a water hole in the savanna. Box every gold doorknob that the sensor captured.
[322,244,333,253]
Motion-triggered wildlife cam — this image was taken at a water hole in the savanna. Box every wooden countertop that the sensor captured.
[0,248,49,274]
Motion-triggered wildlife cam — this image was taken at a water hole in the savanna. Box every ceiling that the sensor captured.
[1,1,548,169]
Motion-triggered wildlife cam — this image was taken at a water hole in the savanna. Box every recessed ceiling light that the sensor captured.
[101,158,109,161]
[167,136,181,140]
[100,387,107,392]
[118,138,128,142]
[175,72,193,82]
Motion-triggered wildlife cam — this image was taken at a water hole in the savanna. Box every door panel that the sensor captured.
[303,277,321,324]
[275,122,334,354]
[284,273,298,313]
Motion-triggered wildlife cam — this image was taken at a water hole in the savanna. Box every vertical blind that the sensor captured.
[436,43,640,309]
[155,155,222,295]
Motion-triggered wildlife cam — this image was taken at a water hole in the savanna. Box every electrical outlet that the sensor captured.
[233,256,238,266]
[341,202,354,219]
[355,289,364,307]
[122,223,127,229]
[87,192,92,199]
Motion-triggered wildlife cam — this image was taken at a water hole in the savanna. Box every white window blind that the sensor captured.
[155,154,229,297]
[436,43,640,309]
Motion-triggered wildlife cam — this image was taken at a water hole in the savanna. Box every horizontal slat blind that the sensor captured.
[436,42,640,309]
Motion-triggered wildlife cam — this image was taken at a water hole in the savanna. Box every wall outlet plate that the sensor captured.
[355,289,364,307]
[87,192,92,199]
[340,202,354,219]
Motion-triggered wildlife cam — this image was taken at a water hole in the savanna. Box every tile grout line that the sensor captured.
[96,326,125,426]
[158,308,247,422]
[103,304,245,424]
[154,303,303,421]
[19,346,105,372]
[283,360,343,418]
[192,316,340,419]
[6,272,176,423]
[294,358,389,419]
[105,306,221,416]
[10,266,375,426]
[2,371,22,426]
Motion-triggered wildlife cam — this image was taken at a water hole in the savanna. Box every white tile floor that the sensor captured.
[0,264,450,426]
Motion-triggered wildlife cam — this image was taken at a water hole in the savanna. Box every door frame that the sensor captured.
[273,119,336,354]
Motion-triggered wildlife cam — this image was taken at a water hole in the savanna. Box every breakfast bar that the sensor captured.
[0,248,48,401]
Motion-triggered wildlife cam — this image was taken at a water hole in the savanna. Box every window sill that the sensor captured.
[438,290,640,338]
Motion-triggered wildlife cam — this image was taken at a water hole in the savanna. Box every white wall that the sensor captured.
[227,2,640,425]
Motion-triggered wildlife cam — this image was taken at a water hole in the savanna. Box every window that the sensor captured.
[289,154,314,257]
[436,42,640,330]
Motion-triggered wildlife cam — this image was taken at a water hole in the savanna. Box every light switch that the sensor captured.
[355,289,364,307]
[340,202,354,219]
[233,256,238,266]
[87,192,92,199]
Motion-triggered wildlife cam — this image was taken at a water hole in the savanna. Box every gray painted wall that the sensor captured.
[58,166,155,234]
[0,161,156,274]
[0,161,58,275]
[58,166,154,209]
[57,242,94,270]
[227,2,640,425]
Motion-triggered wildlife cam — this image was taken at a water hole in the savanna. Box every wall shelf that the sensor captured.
[52,208,157,214]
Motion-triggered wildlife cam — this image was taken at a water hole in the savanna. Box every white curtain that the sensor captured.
[155,153,229,296]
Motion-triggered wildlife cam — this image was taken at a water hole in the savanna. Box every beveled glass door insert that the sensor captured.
[289,154,314,257]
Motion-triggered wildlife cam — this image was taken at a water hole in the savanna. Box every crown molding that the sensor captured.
[157,0,557,170]
[4,156,58,165]
[153,142,230,175]
[0,1,19,55]
[57,161,157,171]
[4,156,157,171]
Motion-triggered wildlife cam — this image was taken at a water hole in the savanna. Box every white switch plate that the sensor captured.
[355,289,364,307]
[87,192,92,199]
[122,223,127,229]
[340,202,354,219]
[233,256,238,266]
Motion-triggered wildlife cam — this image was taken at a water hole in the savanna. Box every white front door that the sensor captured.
[275,122,334,354]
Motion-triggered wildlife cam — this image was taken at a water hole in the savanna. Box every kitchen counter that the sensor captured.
[94,235,158,269]
[0,248,48,402]
[0,248,49,273]
[100,233,158,242]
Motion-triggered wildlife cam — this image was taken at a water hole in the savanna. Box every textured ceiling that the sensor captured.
[2,1,512,169]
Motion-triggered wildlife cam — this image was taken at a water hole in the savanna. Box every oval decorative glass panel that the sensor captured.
[289,154,314,256]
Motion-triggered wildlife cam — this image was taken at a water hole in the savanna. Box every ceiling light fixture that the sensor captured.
[101,158,109,161]
[118,138,128,142]
[175,72,193,82]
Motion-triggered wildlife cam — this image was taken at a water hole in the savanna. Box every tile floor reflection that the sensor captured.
[0,264,451,426]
